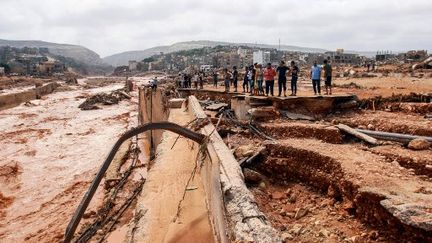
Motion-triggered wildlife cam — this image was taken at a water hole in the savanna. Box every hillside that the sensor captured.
[0,39,105,66]
[103,40,329,66]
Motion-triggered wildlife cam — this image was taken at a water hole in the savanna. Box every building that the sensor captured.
[375,51,396,62]
[253,50,271,65]
[129,60,138,71]
[325,49,361,65]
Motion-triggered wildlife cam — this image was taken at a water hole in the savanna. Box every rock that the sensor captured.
[271,191,286,200]
[408,138,431,150]
[368,230,379,240]
[348,235,360,243]
[243,168,264,183]
[319,229,331,238]
[367,124,375,130]
[289,224,303,236]
[426,164,432,171]
[294,207,309,220]
[259,182,266,188]
[281,232,293,241]
[288,194,297,203]
[206,102,228,111]
[234,144,256,158]
[327,185,337,198]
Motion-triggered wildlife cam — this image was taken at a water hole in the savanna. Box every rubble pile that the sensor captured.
[78,89,131,110]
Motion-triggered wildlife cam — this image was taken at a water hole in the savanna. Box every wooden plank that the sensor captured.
[336,124,378,145]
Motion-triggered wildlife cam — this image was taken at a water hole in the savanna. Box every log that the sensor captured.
[356,129,432,144]
[336,124,378,145]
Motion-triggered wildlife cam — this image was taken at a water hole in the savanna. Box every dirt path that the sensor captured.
[0,84,136,242]
[131,107,214,243]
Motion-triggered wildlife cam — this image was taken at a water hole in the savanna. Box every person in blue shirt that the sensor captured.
[310,61,322,95]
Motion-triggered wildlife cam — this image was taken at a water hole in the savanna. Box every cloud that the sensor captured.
[0,0,430,56]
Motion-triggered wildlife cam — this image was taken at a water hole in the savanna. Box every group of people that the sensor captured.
[181,59,333,96]
[178,72,204,89]
[218,61,300,97]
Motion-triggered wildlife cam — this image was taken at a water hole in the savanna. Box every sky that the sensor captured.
[0,0,431,57]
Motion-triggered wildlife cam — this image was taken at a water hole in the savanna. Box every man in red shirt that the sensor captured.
[263,63,276,96]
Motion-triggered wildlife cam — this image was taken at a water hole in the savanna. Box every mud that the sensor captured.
[328,110,432,136]
[0,82,136,242]
[258,121,343,144]
[253,140,432,242]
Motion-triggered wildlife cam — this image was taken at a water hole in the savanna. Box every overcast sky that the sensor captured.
[0,0,430,57]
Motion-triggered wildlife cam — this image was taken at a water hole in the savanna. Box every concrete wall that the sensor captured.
[0,82,59,111]
[138,87,170,155]
[188,96,281,243]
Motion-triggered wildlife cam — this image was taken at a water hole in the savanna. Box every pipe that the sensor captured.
[64,122,206,243]
[356,129,432,143]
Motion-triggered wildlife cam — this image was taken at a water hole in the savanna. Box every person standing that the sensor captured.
[193,72,198,90]
[323,60,332,95]
[290,61,299,96]
[213,70,218,88]
[276,60,289,97]
[199,72,204,89]
[253,64,262,96]
[232,66,238,92]
[310,61,322,95]
[243,67,249,93]
[263,63,276,96]
[250,64,257,95]
[223,68,232,92]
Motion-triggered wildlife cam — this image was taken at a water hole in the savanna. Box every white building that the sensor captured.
[253,50,271,65]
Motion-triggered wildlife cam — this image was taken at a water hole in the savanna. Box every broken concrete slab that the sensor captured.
[206,102,228,111]
[168,98,185,108]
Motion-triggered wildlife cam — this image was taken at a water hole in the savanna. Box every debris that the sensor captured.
[407,138,431,150]
[319,229,331,238]
[280,110,315,121]
[234,144,255,158]
[78,89,131,110]
[281,232,294,241]
[248,107,280,119]
[336,124,378,145]
[206,102,228,111]
[294,207,309,220]
[289,224,303,235]
[242,168,264,184]
[186,186,198,191]
[168,98,185,108]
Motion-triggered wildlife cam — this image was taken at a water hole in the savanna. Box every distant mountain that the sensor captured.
[0,39,105,66]
[103,40,329,66]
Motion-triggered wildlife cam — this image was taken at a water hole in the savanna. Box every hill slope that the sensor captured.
[103,40,328,66]
[0,39,105,66]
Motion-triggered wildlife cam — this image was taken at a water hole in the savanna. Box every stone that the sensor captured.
[243,168,264,183]
[294,207,309,220]
[426,164,432,171]
[288,194,297,203]
[281,232,294,241]
[408,138,430,150]
[367,124,375,130]
[234,144,256,158]
[319,229,331,238]
[206,102,228,111]
[271,191,286,200]
[289,224,303,235]
[259,181,266,188]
